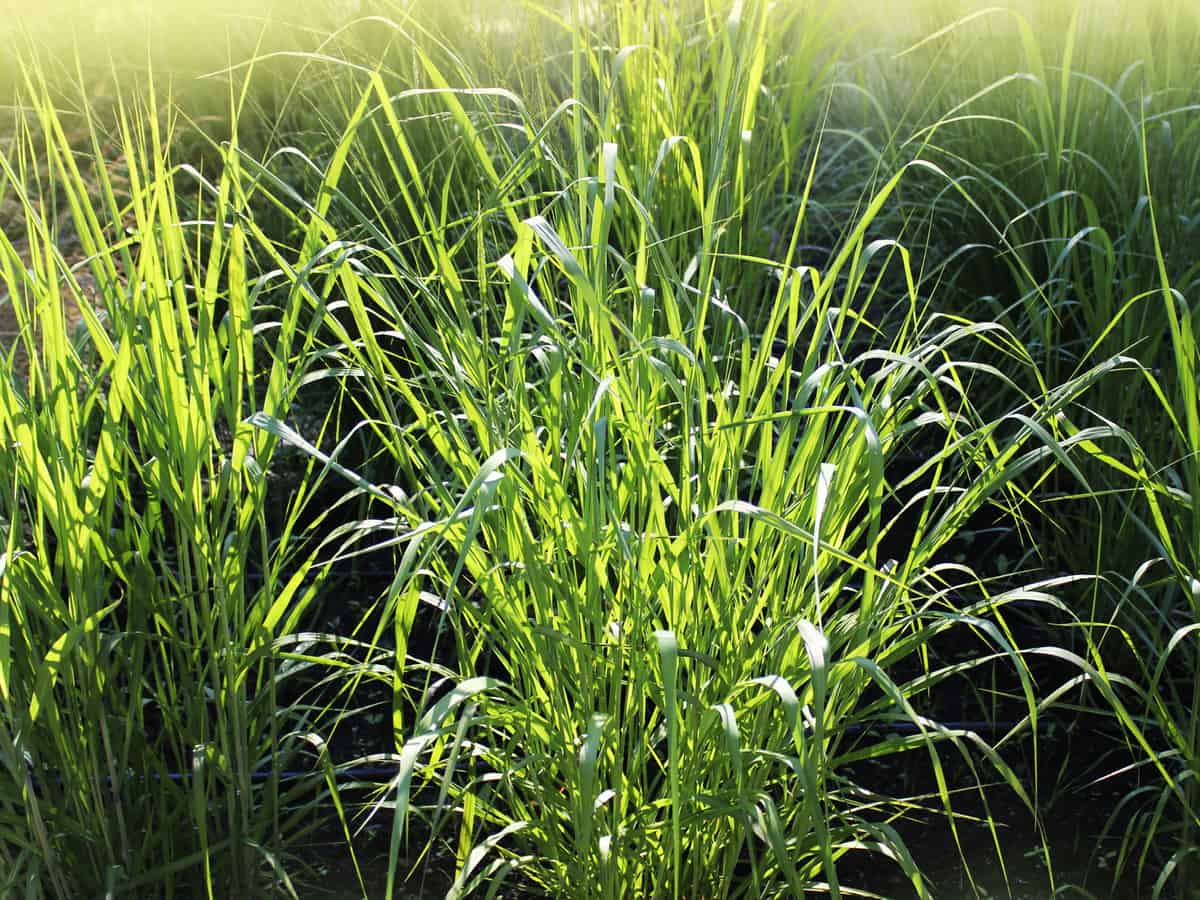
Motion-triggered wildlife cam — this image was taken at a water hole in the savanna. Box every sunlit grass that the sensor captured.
[1,0,1198,897]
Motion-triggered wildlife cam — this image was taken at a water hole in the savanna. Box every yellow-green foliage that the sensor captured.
[1,2,1199,898]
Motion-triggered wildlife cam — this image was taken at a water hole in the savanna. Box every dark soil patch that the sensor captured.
[842,725,1152,899]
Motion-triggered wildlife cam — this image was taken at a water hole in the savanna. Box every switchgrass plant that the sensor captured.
[230,3,1159,895]
[831,3,1200,895]
[1058,150,1200,898]
[0,60,383,896]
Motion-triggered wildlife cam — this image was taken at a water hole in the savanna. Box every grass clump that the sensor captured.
[0,62,360,896]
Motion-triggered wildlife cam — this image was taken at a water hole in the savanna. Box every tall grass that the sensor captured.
[236,3,1143,895]
[1060,136,1200,897]
[2,0,1199,897]
[0,59,369,895]
[840,2,1200,894]
[843,1,1200,569]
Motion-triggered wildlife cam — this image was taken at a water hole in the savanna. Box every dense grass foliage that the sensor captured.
[0,71,362,895]
[1,1,1198,897]
[844,6,1200,889]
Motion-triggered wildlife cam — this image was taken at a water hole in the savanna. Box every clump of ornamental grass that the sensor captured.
[0,60,386,897]
[828,4,1200,895]
[1060,138,1200,899]
[235,4,1149,895]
